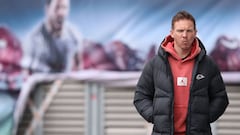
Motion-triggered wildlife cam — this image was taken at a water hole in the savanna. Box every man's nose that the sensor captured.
[182,31,187,37]
[57,8,68,18]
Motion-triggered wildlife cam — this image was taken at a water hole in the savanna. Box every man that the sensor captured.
[22,0,83,73]
[133,10,229,135]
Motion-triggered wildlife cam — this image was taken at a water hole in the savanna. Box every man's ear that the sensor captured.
[195,29,198,36]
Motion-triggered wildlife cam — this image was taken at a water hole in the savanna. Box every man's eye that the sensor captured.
[177,30,194,33]
[177,30,184,32]
[187,30,194,32]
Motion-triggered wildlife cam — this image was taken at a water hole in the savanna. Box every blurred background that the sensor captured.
[0,0,240,135]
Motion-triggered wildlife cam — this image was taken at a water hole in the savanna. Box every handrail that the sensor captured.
[12,70,240,135]
[13,70,140,135]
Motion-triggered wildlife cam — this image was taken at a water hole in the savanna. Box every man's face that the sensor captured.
[46,0,70,32]
[171,19,197,51]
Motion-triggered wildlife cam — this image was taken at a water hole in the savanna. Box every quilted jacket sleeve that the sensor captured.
[133,59,155,123]
[208,61,229,123]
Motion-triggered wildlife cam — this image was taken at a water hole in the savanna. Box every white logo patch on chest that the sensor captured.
[177,77,188,86]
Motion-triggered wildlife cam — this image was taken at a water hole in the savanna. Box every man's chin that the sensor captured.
[182,45,192,51]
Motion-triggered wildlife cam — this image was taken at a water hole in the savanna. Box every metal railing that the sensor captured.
[13,71,240,135]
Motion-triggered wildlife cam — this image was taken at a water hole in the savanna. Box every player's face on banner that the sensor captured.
[46,0,70,31]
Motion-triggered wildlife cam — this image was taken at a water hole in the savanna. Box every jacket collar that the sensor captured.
[158,35,206,62]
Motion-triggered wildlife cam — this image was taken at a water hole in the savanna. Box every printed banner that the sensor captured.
[0,0,240,72]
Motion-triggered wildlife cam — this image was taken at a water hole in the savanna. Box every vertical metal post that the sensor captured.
[86,82,104,135]
[33,86,45,135]
[91,83,98,135]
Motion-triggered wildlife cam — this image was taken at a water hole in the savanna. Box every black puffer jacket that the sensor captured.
[134,38,229,135]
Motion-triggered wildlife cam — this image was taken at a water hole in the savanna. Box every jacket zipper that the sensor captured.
[186,60,199,135]
[166,60,175,135]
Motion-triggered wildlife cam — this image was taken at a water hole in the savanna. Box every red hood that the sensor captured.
[161,35,201,61]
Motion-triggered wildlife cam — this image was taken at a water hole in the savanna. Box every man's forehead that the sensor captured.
[49,0,70,6]
[173,20,195,29]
